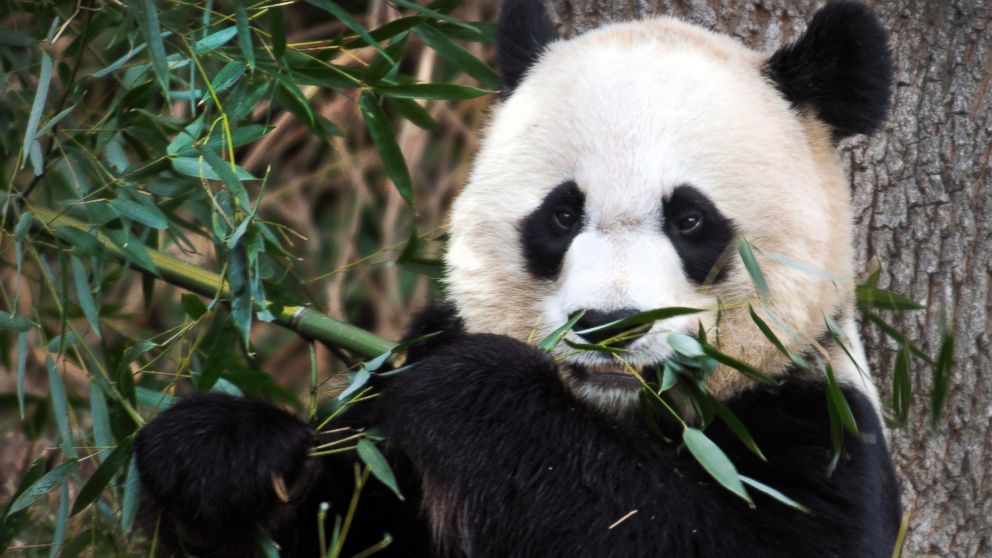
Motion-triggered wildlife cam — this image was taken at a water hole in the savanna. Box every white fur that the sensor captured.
[446,17,879,415]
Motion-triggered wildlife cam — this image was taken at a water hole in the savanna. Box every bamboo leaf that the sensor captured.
[16,332,28,419]
[700,342,777,385]
[388,97,437,130]
[739,475,809,512]
[234,1,255,70]
[172,155,257,182]
[682,427,751,505]
[824,364,859,435]
[931,330,954,427]
[856,286,924,311]
[359,92,414,208]
[195,26,237,53]
[736,238,769,298]
[892,342,911,426]
[23,52,52,175]
[120,458,141,532]
[70,255,102,336]
[46,357,77,458]
[109,197,169,230]
[70,437,135,516]
[6,459,78,515]
[388,0,478,31]
[414,23,500,90]
[269,8,286,59]
[89,384,113,451]
[305,0,393,62]
[49,482,69,558]
[133,0,170,98]
[575,307,703,337]
[709,397,766,461]
[667,332,704,358]
[538,309,585,353]
[749,305,807,368]
[356,439,403,501]
[375,83,492,100]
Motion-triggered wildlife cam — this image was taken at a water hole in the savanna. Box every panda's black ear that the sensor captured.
[498,0,557,97]
[764,1,893,141]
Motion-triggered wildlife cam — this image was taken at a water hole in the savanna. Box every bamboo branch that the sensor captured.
[27,206,397,359]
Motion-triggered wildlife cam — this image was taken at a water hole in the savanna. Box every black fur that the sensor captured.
[519,180,585,279]
[764,1,894,140]
[136,305,901,556]
[375,312,901,556]
[663,185,737,284]
[135,393,314,555]
[497,0,556,96]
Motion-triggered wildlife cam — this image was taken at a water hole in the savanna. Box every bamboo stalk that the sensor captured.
[28,206,397,359]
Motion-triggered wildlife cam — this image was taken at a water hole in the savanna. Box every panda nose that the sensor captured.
[569,308,644,348]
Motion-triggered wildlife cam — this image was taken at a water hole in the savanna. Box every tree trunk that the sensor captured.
[545,1,991,556]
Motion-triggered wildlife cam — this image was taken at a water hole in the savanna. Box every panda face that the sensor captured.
[447,18,869,411]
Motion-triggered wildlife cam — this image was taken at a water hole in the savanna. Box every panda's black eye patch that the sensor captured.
[520,180,585,279]
[663,185,736,284]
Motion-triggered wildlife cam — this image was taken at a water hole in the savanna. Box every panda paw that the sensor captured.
[135,392,314,547]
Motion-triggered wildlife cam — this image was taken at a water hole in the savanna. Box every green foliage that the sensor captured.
[0,0,491,554]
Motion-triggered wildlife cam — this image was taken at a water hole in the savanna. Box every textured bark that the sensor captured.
[545,1,992,556]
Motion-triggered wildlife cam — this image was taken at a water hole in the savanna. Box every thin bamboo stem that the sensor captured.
[28,206,397,359]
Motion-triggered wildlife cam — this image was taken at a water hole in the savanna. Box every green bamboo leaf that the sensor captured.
[0,311,33,332]
[102,228,159,275]
[365,33,409,82]
[356,439,404,501]
[171,124,269,157]
[6,459,78,515]
[269,8,286,59]
[120,458,141,532]
[305,0,394,62]
[376,83,492,100]
[1,461,45,550]
[931,330,954,427]
[388,97,437,130]
[194,26,237,53]
[199,148,252,209]
[414,23,500,90]
[700,342,777,385]
[234,1,254,70]
[70,255,102,336]
[824,364,859,435]
[538,309,585,353]
[0,28,35,47]
[739,475,809,512]
[856,285,925,311]
[562,339,629,355]
[388,0,478,31]
[892,342,911,425]
[575,307,703,337]
[89,384,113,452]
[659,362,678,392]
[749,305,807,368]
[50,482,69,557]
[359,92,414,208]
[47,357,77,458]
[172,155,256,182]
[667,332,704,358]
[202,61,246,101]
[109,197,169,230]
[737,238,769,298]
[864,311,934,366]
[682,427,751,505]
[181,293,208,319]
[70,437,135,516]
[23,52,52,175]
[709,397,766,461]
[34,104,77,139]
[16,332,28,420]
[133,0,170,98]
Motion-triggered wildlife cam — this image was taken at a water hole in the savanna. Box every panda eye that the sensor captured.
[552,208,578,231]
[676,211,704,235]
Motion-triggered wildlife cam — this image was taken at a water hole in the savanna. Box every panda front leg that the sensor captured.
[134,392,318,555]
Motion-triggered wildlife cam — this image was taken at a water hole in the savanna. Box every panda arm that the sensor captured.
[135,391,432,557]
[379,331,900,557]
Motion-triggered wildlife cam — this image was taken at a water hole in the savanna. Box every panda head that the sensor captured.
[445,0,893,412]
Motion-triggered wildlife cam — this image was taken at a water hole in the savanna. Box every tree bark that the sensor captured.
[545,1,992,556]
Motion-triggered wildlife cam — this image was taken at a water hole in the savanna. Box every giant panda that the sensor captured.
[135,0,902,556]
